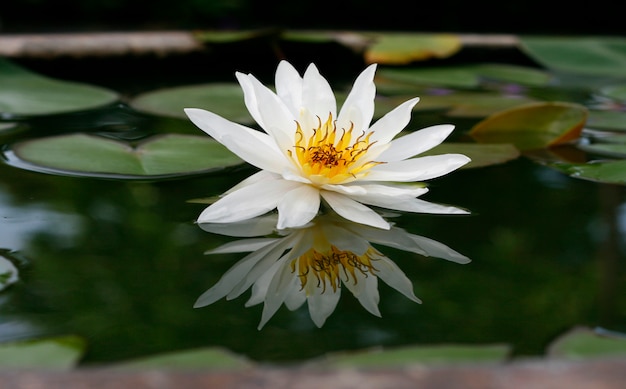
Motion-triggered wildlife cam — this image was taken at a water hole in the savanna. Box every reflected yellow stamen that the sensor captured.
[290,246,381,293]
[287,113,382,185]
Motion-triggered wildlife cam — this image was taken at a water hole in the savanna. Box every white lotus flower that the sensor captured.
[185,61,470,230]
[196,213,470,329]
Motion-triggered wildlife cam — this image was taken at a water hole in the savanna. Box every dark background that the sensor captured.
[1,0,623,35]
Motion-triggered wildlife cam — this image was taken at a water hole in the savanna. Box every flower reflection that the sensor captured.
[196,212,469,329]
[0,255,18,292]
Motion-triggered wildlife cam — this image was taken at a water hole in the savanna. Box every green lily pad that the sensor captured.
[364,33,462,65]
[587,110,626,132]
[598,84,626,102]
[0,58,119,117]
[424,143,521,168]
[471,63,553,86]
[577,139,626,158]
[409,92,538,118]
[194,29,276,43]
[130,83,253,123]
[378,66,480,89]
[112,347,251,370]
[520,37,626,77]
[469,101,588,150]
[550,159,626,185]
[7,133,243,179]
[0,335,85,369]
[378,63,551,89]
[548,327,626,360]
[322,343,510,367]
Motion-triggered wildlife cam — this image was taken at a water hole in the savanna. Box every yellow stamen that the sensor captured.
[288,113,383,185]
[290,246,381,293]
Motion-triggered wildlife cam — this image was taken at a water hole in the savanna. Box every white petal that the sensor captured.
[237,73,297,150]
[223,171,280,195]
[343,273,381,317]
[198,179,300,223]
[307,287,341,327]
[409,235,471,264]
[184,108,287,173]
[259,256,296,329]
[367,97,420,147]
[204,238,278,254]
[379,124,455,162]
[276,185,321,229]
[375,257,422,303]
[194,238,288,307]
[353,193,470,215]
[275,60,303,116]
[302,63,336,119]
[198,210,278,236]
[337,64,377,132]
[320,191,390,229]
[234,71,265,128]
[366,154,470,182]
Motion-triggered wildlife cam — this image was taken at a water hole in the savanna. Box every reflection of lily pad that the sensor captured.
[548,327,626,360]
[113,347,251,370]
[130,83,253,123]
[0,58,119,117]
[322,343,510,367]
[365,33,462,65]
[0,335,85,369]
[424,143,521,168]
[8,133,242,179]
[470,102,588,150]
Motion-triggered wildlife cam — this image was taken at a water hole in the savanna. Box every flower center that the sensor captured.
[291,245,381,293]
[287,113,381,185]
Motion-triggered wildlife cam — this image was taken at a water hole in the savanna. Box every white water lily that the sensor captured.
[196,213,470,329]
[185,61,470,230]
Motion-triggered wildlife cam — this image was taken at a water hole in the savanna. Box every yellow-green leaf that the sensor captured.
[469,102,588,150]
[365,33,462,65]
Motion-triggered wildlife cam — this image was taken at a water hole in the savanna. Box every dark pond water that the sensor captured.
[0,54,625,366]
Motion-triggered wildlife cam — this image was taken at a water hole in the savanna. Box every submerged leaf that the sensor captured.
[8,133,242,179]
[0,58,118,117]
[0,335,85,369]
[469,102,588,150]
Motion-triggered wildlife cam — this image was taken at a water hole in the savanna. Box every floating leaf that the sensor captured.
[587,110,626,132]
[377,67,480,89]
[548,327,626,360]
[0,335,85,369]
[322,343,510,367]
[520,37,626,77]
[112,347,251,370]
[409,92,538,118]
[365,33,462,65]
[424,143,521,168]
[577,139,626,158]
[378,63,551,90]
[598,84,626,102]
[469,102,588,150]
[7,133,243,179]
[550,159,626,185]
[0,255,18,292]
[130,83,253,123]
[0,58,119,117]
[471,63,553,86]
